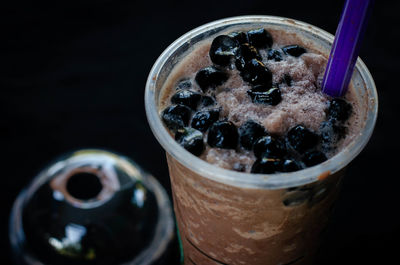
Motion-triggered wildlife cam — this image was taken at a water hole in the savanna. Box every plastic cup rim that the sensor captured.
[145,15,378,190]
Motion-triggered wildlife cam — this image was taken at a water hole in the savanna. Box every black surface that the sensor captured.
[2,0,399,264]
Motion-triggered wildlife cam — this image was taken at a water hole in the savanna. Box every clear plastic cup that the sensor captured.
[145,16,377,265]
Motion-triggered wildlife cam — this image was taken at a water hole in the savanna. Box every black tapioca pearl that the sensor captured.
[247,28,273,49]
[195,66,229,92]
[235,43,262,71]
[320,120,347,151]
[200,95,216,107]
[209,35,240,66]
[247,86,282,106]
[253,135,286,158]
[235,57,246,72]
[175,127,205,156]
[240,59,273,87]
[240,44,260,61]
[228,31,249,44]
[171,90,202,110]
[175,79,192,90]
[267,48,283,61]
[251,157,282,174]
[286,125,320,154]
[207,120,239,149]
[191,109,220,132]
[238,120,268,150]
[161,104,192,131]
[326,98,353,122]
[282,45,307,57]
[281,159,302,172]
[302,150,327,167]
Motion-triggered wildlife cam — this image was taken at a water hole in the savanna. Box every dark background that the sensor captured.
[1,0,399,264]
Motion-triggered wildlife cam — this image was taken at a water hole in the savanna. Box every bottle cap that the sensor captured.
[9,149,174,265]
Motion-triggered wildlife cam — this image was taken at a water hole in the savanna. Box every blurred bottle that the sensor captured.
[9,149,174,265]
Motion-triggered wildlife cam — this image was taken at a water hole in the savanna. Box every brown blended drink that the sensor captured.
[145,16,377,265]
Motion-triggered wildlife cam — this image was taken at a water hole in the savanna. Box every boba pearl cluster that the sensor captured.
[161,28,352,174]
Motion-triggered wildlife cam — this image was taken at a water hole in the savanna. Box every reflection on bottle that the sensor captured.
[48,224,87,258]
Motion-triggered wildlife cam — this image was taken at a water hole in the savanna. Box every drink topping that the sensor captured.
[175,127,205,156]
[282,44,307,57]
[191,109,220,132]
[161,104,191,131]
[207,120,239,149]
[238,120,268,150]
[171,90,202,110]
[161,28,354,172]
[195,66,229,91]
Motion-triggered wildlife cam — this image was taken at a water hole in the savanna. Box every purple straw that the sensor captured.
[322,0,374,97]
